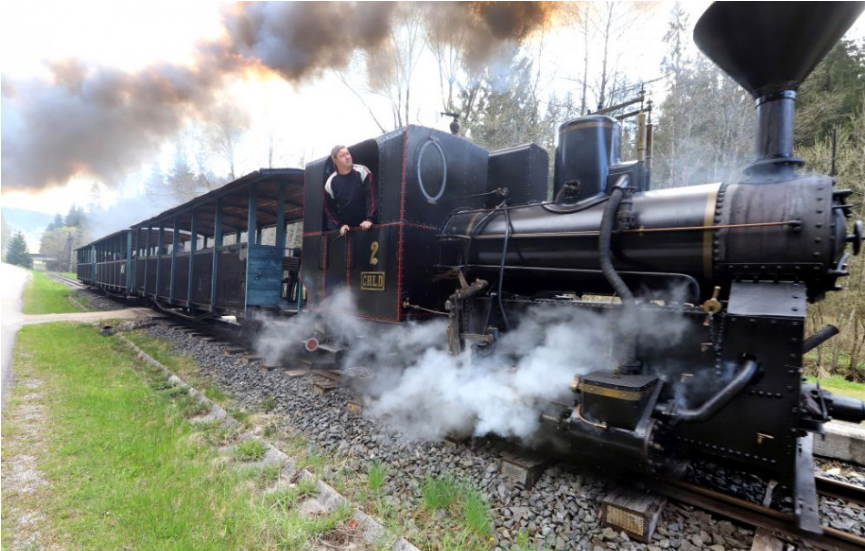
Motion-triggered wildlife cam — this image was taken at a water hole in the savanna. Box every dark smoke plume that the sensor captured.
[426,1,563,70]
[223,2,398,81]
[2,2,561,192]
[2,56,236,192]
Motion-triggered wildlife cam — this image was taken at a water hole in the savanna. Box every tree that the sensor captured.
[47,214,64,232]
[797,39,865,147]
[366,3,426,129]
[464,55,552,152]
[40,226,82,271]
[64,205,87,229]
[575,2,592,115]
[426,5,468,115]
[6,232,33,269]
[660,2,688,81]
[203,100,250,181]
[167,142,199,198]
[88,181,101,212]
[424,5,517,131]
[146,140,226,207]
[652,3,753,188]
[570,2,648,113]
[799,104,865,380]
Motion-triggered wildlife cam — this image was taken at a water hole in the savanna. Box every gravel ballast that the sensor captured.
[139,320,865,550]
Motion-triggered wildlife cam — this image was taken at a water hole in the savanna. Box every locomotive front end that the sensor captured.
[437,1,864,534]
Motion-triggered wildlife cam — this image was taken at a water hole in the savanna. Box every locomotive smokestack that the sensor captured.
[694,2,865,175]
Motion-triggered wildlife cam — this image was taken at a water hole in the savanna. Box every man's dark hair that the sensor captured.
[331,145,346,159]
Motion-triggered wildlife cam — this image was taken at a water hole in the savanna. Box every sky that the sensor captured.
[2,1,865,247]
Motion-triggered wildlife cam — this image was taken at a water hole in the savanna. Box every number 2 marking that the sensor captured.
[370,241,379,266]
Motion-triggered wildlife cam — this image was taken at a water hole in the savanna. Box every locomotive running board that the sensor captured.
[794,433,822,534]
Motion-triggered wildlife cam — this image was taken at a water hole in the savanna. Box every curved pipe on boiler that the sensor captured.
[658,357,759,424]
[598,175,635,306]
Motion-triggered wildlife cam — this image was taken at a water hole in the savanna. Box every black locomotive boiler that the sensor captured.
[300,2,865,533]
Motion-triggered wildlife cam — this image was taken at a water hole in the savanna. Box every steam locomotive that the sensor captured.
[76,2,865,534]
[299,2,865,533]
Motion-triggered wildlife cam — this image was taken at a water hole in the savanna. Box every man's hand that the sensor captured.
[340,225,350,236]
[360,220,373,231]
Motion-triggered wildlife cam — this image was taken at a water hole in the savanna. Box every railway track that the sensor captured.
[648,475,865,551]
[817,475,865,508]
[46,272,86,289]
[135,318,865,549]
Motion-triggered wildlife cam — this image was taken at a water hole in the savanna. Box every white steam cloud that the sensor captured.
[254,288,694,444]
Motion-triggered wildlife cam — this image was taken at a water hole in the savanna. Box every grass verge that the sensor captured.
[233,439,269,462]
[100,325,497,549]
[805,375,865,402]
[1,322,357,550]
[123,331,233,408]
[21,269,81,314]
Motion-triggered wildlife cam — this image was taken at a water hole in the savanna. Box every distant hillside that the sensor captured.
[1,207,55,235]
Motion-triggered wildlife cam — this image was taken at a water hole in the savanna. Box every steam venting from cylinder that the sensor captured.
[693,2,865,176]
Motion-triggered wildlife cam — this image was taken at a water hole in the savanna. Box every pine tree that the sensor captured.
[465,56,548,152]
[6,232,33,269]
[797,39,865,146]
[47,213,64,232]
[64,206,87,229]
[653,3,753,188]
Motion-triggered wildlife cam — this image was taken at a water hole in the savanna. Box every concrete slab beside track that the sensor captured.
[816,421,865,465]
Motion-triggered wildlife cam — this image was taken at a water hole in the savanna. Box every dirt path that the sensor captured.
[3,306,155,550]
[2,377,66,550]
[21,307,157,326]
[2,263,30,410]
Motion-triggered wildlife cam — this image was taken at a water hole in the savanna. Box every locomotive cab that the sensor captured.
[300,126,490,329]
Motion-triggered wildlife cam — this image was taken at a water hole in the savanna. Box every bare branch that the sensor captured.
[337,72,388,134]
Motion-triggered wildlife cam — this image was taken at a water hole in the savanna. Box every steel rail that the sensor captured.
[650,477,865,551]
[815,475,865,508]
[47,272,86,289]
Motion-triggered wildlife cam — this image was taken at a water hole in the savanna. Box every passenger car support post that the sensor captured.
[188,207,198,306]
[210,198,223,312]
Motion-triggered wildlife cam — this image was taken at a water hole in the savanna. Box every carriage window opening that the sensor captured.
[260,227,276,246]
[286,221,303,249]
[322,139,380,230]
